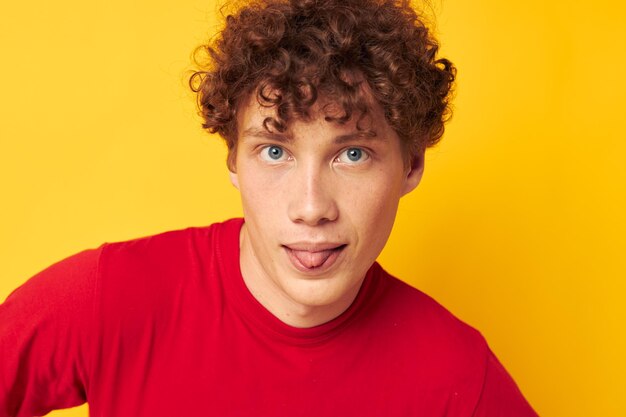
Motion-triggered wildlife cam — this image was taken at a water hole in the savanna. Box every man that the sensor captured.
[1,0,539,416]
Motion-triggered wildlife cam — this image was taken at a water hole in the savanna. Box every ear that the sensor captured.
[401,152,425,196]
[227,148,240,189]
[229,169,240,190]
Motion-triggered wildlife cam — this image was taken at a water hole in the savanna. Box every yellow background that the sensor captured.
[1,0,624,416]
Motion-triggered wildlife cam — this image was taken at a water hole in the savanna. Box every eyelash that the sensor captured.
[258,145,370,165]
[335,147,370,164]
[259,145,290,162]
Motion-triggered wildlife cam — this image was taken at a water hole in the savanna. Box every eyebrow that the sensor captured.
[241,127,382,144]
[241,128,292,143]
[335,131,379,143]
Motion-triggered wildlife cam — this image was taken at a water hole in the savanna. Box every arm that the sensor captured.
[0,247,101,417]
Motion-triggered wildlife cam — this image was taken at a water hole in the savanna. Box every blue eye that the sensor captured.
[346,148,362,161]
[267,146,283,160]
[338,147,369,164]
[260,145,286,162]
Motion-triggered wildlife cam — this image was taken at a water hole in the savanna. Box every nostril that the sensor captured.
[288,195,339,225]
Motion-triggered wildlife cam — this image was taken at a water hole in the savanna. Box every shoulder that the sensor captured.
[100,218,241,259]
[375,264,481,335]
[97,218,242,273]
[370,263,489,369]
[94,218,242,307]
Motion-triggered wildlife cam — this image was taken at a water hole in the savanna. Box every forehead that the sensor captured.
[236,91,391,140]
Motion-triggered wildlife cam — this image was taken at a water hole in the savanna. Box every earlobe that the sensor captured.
[229,170,240,190]
[402,153,425,196]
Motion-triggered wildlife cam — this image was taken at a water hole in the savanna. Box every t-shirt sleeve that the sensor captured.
[0,247,101,417]
[472,348,540,417]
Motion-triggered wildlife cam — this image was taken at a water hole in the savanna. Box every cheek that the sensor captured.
[339,172,403,234]
[240,186,272,218]
[238,171,286,221]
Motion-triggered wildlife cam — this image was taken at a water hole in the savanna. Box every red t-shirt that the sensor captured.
[1,218,538,416]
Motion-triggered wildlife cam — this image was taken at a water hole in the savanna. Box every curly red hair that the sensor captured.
[190,0,456,168]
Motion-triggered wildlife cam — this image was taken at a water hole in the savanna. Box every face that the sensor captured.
[230,94,424,327]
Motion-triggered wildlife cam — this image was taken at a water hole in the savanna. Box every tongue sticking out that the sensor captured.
[291,249,336,269]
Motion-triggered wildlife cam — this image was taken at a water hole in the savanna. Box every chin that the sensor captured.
[283,275,356,309]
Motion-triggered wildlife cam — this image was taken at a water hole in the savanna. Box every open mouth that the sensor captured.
[283,244,347,272]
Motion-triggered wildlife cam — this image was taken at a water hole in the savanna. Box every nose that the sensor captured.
[287,163,339,226]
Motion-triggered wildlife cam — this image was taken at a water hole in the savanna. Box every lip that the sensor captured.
[283,243,347,274]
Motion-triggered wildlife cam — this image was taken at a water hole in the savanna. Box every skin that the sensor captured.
[230,92,424,328]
